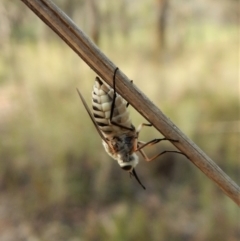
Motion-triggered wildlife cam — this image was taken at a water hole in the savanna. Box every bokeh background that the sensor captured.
[0,0,239,240]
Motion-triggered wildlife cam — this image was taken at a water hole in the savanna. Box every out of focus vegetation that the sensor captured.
[0,0,239,240]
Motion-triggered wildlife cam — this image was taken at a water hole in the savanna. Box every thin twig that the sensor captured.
[20,0,240,206]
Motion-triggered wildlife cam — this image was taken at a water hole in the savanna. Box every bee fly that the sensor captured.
[77,68,185,189]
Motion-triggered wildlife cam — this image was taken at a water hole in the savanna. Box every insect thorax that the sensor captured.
[102,136,139,171]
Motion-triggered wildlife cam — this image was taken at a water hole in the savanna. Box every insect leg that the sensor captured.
[136,123,152,134]
[110,67,118,121]
[136,138,178,151]
[137,140,188,161]
[109,68,134,131]
[138,148,185,162]
[126,80,133,108]
[136,123,181,152]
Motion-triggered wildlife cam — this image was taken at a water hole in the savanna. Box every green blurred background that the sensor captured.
[0,0,239,240]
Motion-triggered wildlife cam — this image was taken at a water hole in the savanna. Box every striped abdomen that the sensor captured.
[92,77,133,137]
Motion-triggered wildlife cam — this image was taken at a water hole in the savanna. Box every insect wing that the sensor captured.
[76,88,108,144]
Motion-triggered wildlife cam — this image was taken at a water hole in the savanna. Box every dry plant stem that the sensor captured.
[20,0,240,206]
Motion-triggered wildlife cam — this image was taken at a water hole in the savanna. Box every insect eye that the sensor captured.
[121,165,133,171]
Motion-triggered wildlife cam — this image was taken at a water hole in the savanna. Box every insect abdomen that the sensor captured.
[92,77,132,135]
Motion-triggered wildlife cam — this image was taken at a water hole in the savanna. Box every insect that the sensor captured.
[77,68,184,189]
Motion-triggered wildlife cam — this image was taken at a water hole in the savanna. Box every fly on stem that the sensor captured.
[77,68,187,189]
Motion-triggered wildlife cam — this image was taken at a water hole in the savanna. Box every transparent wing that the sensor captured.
[76,88,108,144]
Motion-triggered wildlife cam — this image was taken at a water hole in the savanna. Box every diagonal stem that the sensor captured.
[20,0,240,206]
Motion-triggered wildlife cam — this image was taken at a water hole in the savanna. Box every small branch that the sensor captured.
[20,0,240,206]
